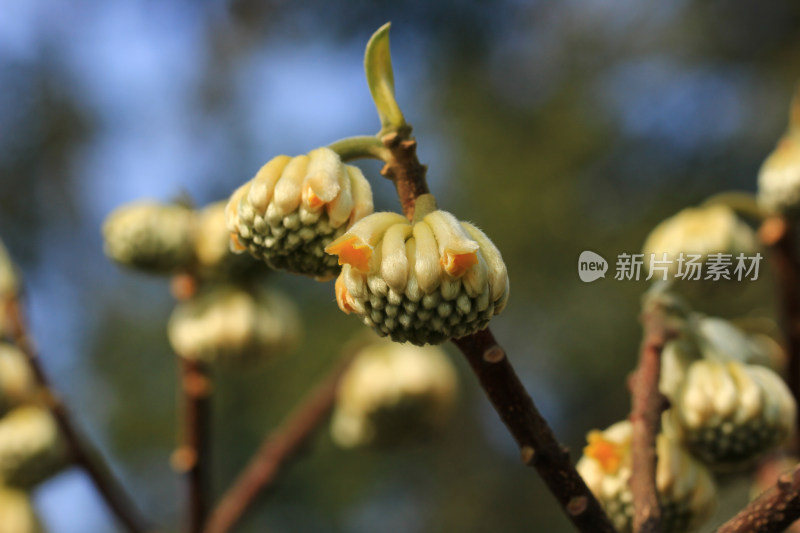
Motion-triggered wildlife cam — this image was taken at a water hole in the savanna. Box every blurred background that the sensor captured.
[1,0,800,531]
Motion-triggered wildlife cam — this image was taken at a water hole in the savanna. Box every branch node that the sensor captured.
[483,345,506,363]
[567,496,588,516]
[520,445,535,465]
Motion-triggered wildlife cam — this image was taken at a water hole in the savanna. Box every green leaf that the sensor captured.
[364,22,406,135]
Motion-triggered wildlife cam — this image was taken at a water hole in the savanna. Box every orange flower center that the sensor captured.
[584,431,625,474]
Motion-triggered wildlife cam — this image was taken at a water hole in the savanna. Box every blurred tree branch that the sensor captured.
[4,294,154,533]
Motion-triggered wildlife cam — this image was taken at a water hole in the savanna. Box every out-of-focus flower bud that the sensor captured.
[0,487,43,533]
[330,340,457,449]
[103,201,196,274]
[0,240,20,340]
[0,406,68,488]
[758,90,800,217]
[168,284,299,364]
[193,201,263,281]
[226,148,374,280]
[576,420,716,533]
[0,240,19,300]
[670,359,795,469]
[0,344,36,415]
[326,202,509,345]
[642,204,757,280]
[659,339,699,400]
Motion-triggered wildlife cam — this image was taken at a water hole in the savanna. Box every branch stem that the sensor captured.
[5,296,153,533]
[203,356,352,533]
[760,217,800,452]
[629,307,675,533]
[174,358,212,533]
[717,463,800,533]
[452,330,617,532]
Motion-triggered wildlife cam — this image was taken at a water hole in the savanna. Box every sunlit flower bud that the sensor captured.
[168,284,299,364]
[0,344,36,415]
[758,90,800,216]
[103,201,196,274]
[576,420,717,533]
[226,148,374,280]
[0,240,19,300]
[0,487,43,533]
[0,240,20,340]
[0,406,68,488]
[192,201,264,281]
[670,359,795,469]
[326,205,509,345]
[659,339,699,400]
[330,340,457,449]
[642,204,757,279]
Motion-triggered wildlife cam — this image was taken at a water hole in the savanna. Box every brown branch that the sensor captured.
[628,307,676,533]
[452,329,617,533]
[717,463,800,533]
[5,295,154,533]
[172,358,212,533]
[380,131,429,220]
[202,355,352,533]
[378,121,615,532]
[760,216,800,452]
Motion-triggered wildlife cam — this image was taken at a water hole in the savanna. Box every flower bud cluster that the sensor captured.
[326,203,509,345]
[657,307,795,470]
[669,358,794,468]
[103,200,264,281]
[330,339,457,449]
[758,91,800,217]
[0,406,67,489]
[168,284,299,365]
[103,202,197,274]
[577,420,716,533]
[226,147,374,280]
[642,204,757,279]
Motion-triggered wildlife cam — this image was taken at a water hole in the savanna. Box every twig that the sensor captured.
[202,355,353,533]
[717,463,800,533]
[453,330,617,532]
[5,295,153,533]
[760,216,800,452]
[628,306,675,533]
[379,131,430,220]
[173,358,212,533]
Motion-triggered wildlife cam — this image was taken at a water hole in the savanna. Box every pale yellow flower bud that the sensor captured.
[758,90,800,216]
[0,240,20,340]
[0,240,19,300]
[642,204,757,279]
[576,420,717,533]
[671,359,795,469]
[103,201,196,274]
[330,340,457,449]
[326,208,509,345]
[226,148,374,280]
[192,201,263,281]
[168,284,299,364]
[0,406,68,488]
[0,344,36,415]
[0,487,43,533]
